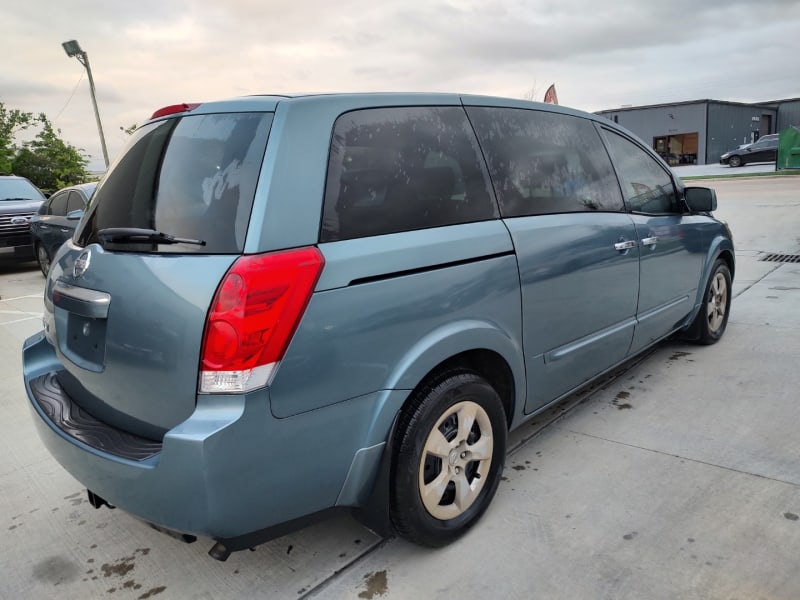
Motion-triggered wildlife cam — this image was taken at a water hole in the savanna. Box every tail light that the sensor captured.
[150,103,201,120]
[199,247,324,394]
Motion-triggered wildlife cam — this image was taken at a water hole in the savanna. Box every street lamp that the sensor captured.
[61,39,110,168]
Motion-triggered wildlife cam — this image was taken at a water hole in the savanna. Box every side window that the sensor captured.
[601,129,679,214]
[66,191,85,213]
[38,199,52,216]
[321,107,497,242]
[49,192,69,216]
[465,107,624,217]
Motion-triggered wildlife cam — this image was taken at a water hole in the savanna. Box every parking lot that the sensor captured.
[2,175,799,599]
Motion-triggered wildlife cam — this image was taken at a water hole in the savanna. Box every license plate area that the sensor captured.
[64,313,107,370]
[52,280,111,372]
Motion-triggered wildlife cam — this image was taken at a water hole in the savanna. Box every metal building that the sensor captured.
[596,98,799,165]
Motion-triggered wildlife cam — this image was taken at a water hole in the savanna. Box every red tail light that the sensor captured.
[150,103,201,120]
[199,247,324,393]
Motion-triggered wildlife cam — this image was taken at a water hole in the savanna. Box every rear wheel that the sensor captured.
[390,371,506,547]
[728,155,743,168]
[36,244,51,277]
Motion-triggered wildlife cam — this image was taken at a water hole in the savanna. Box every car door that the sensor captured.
[466,105,640,413]
[746,136,776,163]
[35,190,69,255]
[758,137,778,162]
[600,127,707,353]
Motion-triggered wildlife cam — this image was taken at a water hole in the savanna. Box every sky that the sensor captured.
[3,0,799,172]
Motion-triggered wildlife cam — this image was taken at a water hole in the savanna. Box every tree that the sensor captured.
[12,119,89,194]
[522,82,539,102]
[0,103,45,174]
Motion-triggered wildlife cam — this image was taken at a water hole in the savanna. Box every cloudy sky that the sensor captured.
[3,0,798,171]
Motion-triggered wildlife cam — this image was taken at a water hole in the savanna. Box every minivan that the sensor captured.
[23,93,734,560]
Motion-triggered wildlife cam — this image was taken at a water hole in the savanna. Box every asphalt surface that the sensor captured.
[1,175,798,599]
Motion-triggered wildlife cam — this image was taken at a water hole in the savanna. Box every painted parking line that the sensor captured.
[1,316,42,325]
[0,294,44,302]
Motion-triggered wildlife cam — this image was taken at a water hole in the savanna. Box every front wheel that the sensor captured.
[692,259,732,344]
[390,371,507,547]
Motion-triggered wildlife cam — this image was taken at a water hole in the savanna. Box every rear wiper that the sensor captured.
[97,228,206,246]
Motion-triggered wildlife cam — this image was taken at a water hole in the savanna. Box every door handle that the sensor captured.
[614,240,636,251]
[641,236,658,246]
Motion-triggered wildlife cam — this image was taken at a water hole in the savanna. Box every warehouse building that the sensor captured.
[596,98,800,165]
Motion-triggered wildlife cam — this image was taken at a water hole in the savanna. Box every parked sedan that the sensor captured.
[29,182,96,276]
[720,133,779,167]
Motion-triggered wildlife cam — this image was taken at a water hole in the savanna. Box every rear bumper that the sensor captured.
[23,331,402,539]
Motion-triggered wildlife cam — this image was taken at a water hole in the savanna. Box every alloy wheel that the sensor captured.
[707,272,728,333]
[418,400,494,520]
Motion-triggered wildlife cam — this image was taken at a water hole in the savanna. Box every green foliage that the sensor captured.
[0,102,89,194]
[120,123,138,136]
[0,104,46,174]
[13,121,89,194]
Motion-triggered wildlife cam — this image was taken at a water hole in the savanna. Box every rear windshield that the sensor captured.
[76,112,273,253]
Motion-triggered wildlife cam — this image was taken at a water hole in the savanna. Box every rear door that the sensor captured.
[600,127,707,353]
[466,106,640,413]
[45,110,273,439]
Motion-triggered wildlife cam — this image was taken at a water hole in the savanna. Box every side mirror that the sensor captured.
[66,209,84,221]
[684,187,717,212]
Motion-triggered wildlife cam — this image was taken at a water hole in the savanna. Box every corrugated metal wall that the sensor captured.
[776,100,800,131]
[706,104,778,163]
[597,102,707,162]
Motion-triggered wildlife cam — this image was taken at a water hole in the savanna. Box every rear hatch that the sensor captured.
[45,109,273,439]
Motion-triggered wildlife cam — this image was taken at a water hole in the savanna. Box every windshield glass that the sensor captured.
[0,178,45,201]
[76,111,273,253]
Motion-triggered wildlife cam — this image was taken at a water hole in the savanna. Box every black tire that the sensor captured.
[692,259,732,345]
[36,244,50,278]
[728,155,743,168]
[390,370,507,547]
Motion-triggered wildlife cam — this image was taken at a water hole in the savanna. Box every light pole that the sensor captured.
[62,39,110,168]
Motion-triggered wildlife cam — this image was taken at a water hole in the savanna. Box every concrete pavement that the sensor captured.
[1,176,798,599]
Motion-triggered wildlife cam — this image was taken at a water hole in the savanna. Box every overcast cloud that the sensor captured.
[3,0,798,170]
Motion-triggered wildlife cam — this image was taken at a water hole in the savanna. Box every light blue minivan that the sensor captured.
[22,93,733,559]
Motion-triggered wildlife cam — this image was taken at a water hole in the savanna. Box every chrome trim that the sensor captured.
[641,236,658,246]
[52,280,111,319]
[614,240,636,251]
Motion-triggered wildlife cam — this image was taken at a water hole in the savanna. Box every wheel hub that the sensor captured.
[447,442,471,470]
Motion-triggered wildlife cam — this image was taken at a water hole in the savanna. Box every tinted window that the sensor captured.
[321,107,497,242]
[601,129,679,214]
[754,137,777,148]
[49,192,69,216]
[466,107,624,217]
[66,191,85,213]
[77,112,273,253]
